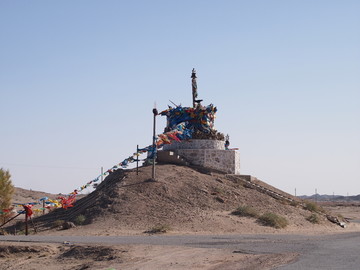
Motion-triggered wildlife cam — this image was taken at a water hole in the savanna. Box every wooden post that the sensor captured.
[136,144,139,175]
[152,107,158,180]
[42,200,45,215]
[25,213,28,236]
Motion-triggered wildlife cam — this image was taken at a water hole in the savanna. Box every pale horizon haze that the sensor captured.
[1,1,359,197]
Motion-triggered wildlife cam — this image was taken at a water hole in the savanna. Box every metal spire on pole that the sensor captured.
[191,68,197,108]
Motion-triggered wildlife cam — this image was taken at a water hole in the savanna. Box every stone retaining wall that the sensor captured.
[176,149,240,174]
[162,139,240,174]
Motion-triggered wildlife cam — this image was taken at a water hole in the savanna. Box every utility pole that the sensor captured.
[151,106,158,180]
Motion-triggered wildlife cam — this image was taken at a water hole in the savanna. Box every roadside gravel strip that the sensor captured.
[2,233,360,269]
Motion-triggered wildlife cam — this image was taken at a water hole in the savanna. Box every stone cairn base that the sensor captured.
[160,139,240,174]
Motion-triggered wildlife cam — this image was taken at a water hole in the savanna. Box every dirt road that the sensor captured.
[2,233,360,269]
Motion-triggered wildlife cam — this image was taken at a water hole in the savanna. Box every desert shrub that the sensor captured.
[304,202,320,212]
[231,205,259,218]
[290,201,299,207]
[337,214,346,222]
[145,224,171,234]
[258,212,288,229]
[52,219,64,228]
[306,213,320,224]
[74,215,86,225]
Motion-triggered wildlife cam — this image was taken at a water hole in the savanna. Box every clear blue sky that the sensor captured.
[1,1,359,196]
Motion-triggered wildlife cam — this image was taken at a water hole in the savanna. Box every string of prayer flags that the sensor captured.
[1,103,223,218]
[58,194,76,209]
[48,199,61,208]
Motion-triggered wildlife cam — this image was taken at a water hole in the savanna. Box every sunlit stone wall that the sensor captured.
[162,139,240,174]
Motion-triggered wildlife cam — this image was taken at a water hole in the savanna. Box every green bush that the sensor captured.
[0,169,15,216]
[337,214,345,222]
[306,213,320,224]
[231,205,259,218]
[74,215,86,225]
[52,219,64,228]
[258,212,288,229]
[304,202,320,212]
[290,201,299,207]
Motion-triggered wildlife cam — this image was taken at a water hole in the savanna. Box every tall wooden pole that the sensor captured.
[136,144,139,175]
[25,213,28,236]
[152,107,158,180]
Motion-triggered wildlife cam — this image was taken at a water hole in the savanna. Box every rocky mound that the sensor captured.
[7,164,341,235]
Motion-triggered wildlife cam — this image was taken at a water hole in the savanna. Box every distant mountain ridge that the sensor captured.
[299,194,360,202]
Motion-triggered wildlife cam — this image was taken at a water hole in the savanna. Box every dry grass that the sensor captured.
[145,224,171,234]
[231,205,259,218]
[74,215,86,225]
[258,212,288,229]
[306,213,320,224]
[304,201,321,212]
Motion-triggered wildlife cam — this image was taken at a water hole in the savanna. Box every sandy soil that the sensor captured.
[2,209,359,270]
[11,165,354,235]
[3,165,360,269]
[321,203,360,222]
[35,208,360,238]
[0,242,298,270]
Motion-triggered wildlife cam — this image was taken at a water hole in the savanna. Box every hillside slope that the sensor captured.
[7,164,347,235]
[13,187,58,205]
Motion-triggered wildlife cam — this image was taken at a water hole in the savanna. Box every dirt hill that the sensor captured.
[13,187,59,205]
[6,164,349,235]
